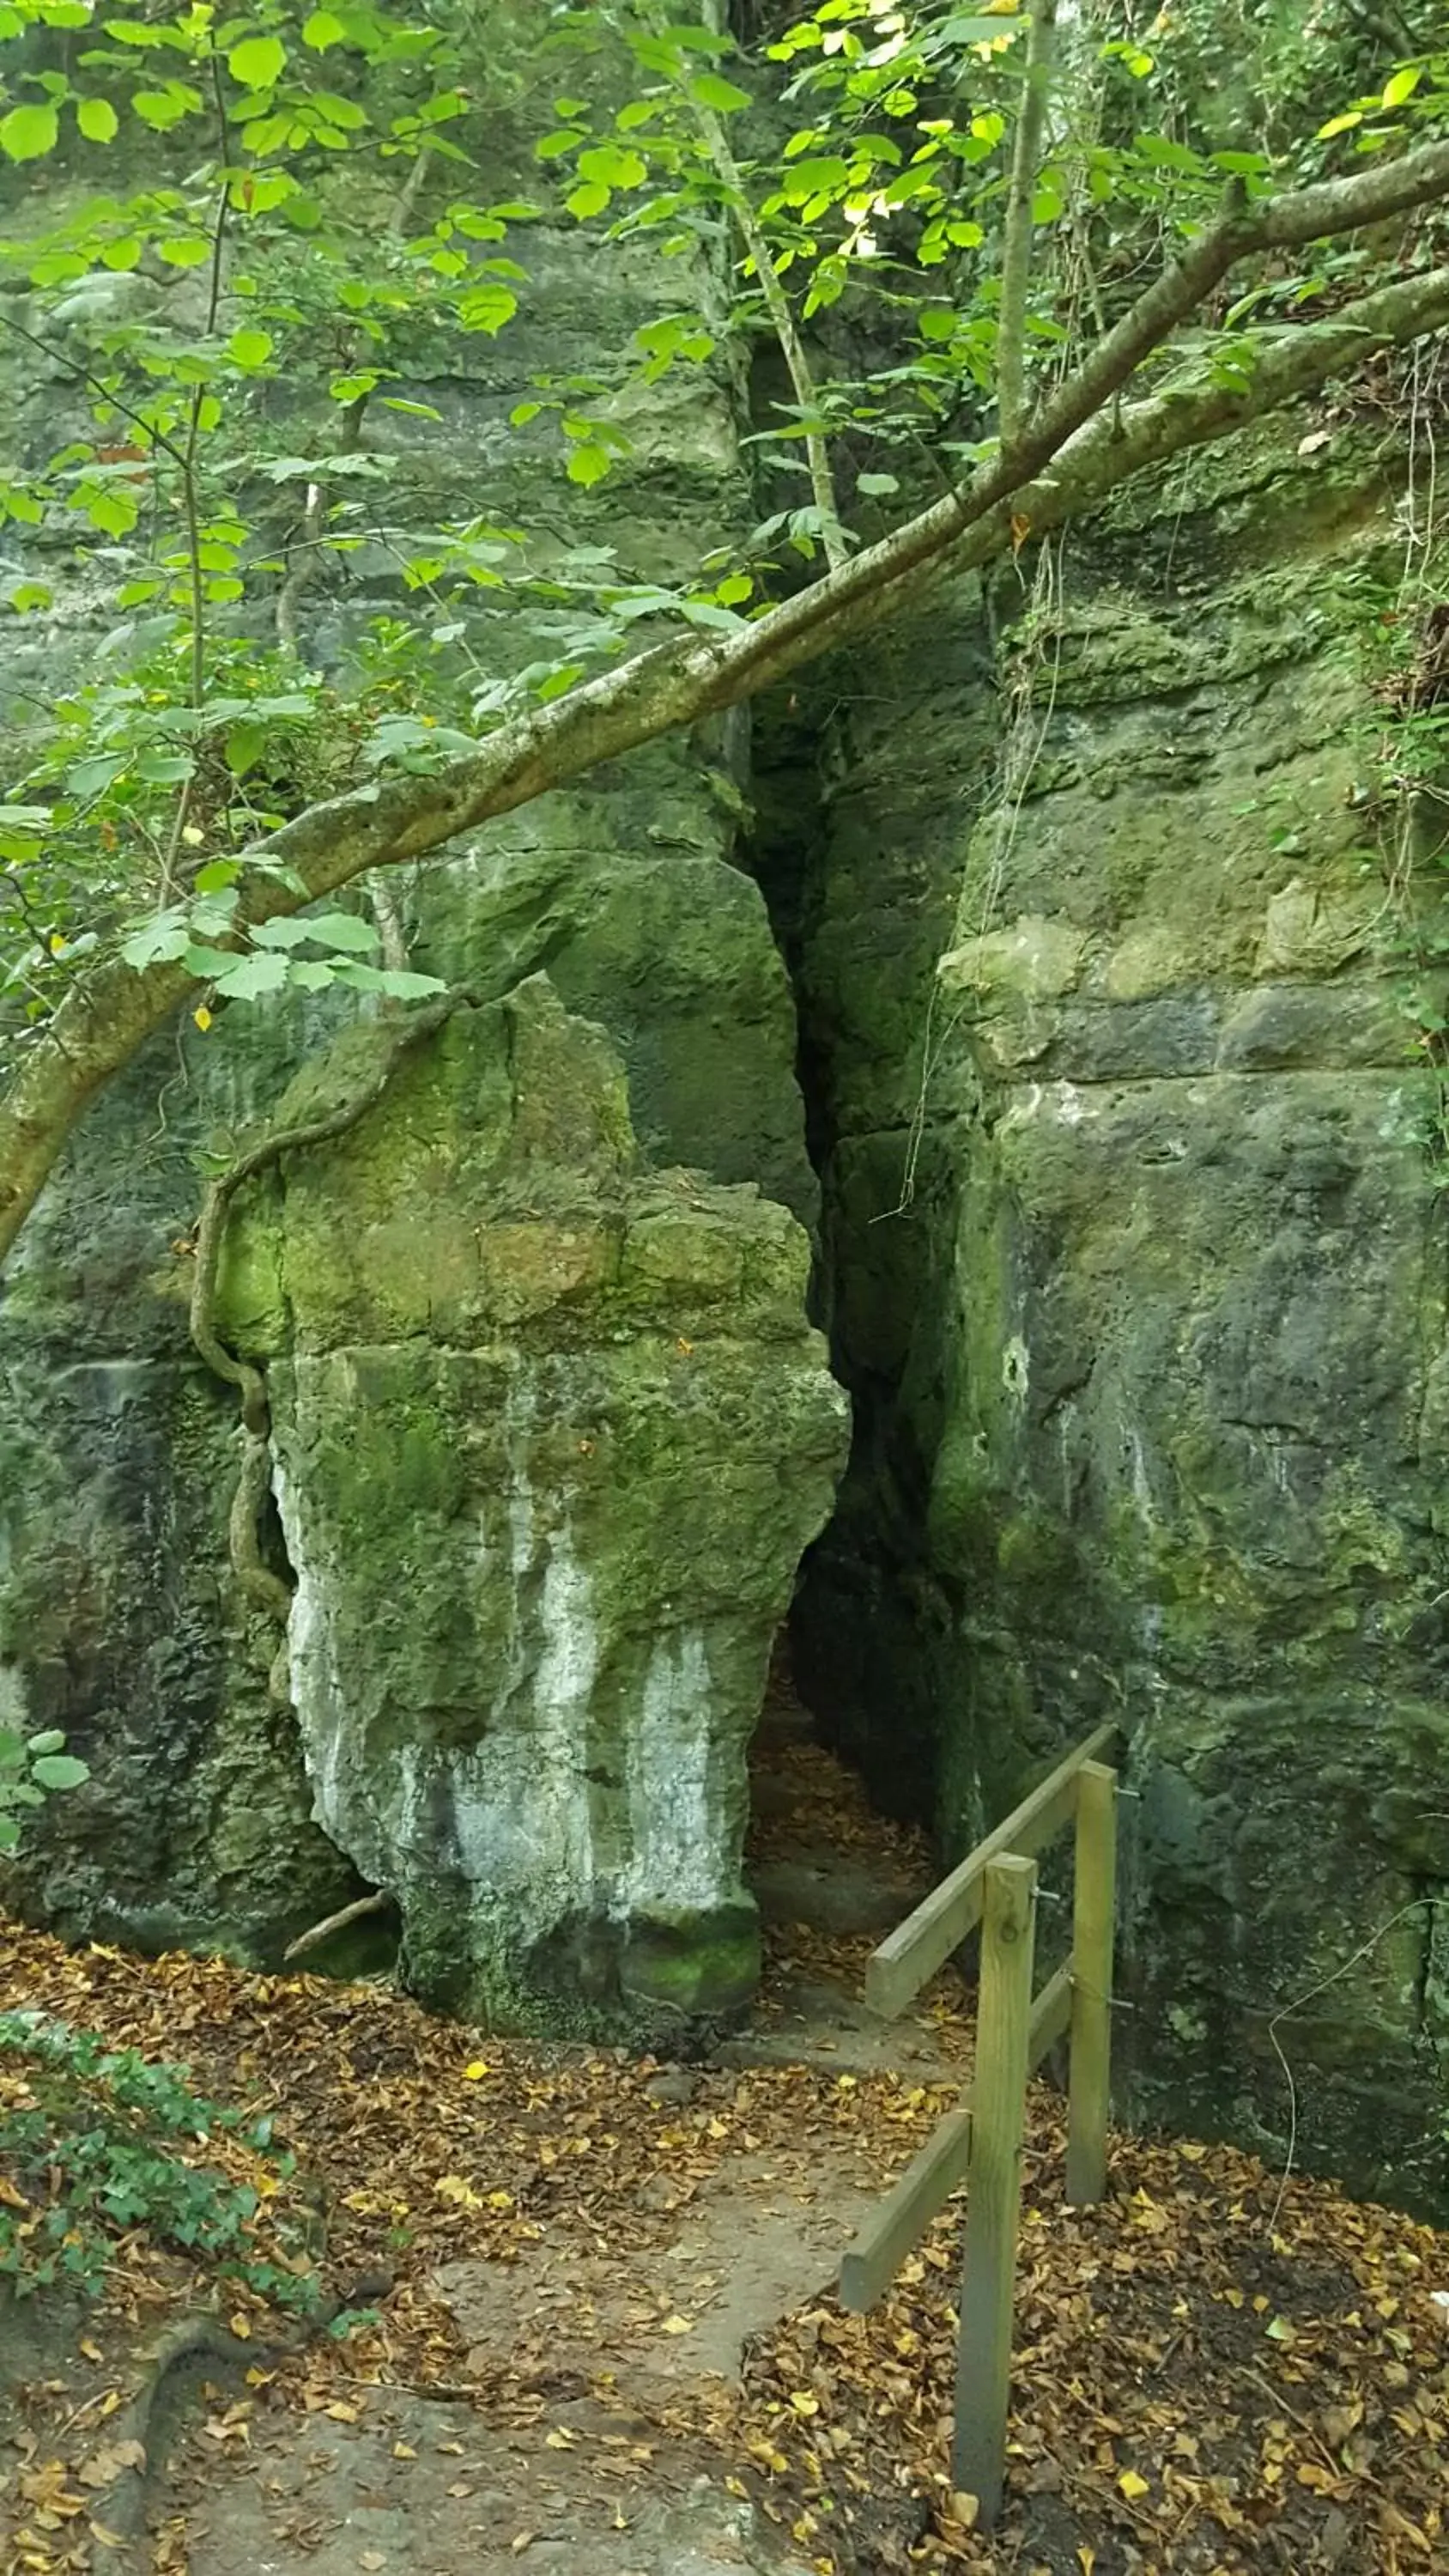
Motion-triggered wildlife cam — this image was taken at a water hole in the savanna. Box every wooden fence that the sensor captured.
[838,1722,1120,2528]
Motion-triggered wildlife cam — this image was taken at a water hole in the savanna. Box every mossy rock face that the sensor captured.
[0,37,817,1992]
[218,980,846,2036]
[785,439,1449,2217]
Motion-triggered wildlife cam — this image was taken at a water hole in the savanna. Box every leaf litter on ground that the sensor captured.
[0,1705,1444,2575]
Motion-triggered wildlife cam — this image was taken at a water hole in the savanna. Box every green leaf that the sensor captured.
[123,911,190,969]
[303,909,380,952]
[130,83,200,130]
[1383,65,1422,108]
[715,573,753,605]
[566,179,610,220]
[938,14,1022,39]
[302,9,346,47]
[32,1754,88,1791]
[76,95,119,143]
[688,72,750,113]
[857,471,900,495]
[324,958,398,990]
[215,951,289,999]
[25,1730,65,1756]
[251,916,324,948]
[228,326,274,368]
[1,103,59,161]
[1317,107,1364,137]
[510,399,543,426]
[135,750,194,784]
[536,126,586,159]
[228,33,287,91]
[577,142,646,188]
[566,441,611,486]
[287,957,336,991]
[457,282,518,333]
[67,751,129,798]
[374,968,447,998]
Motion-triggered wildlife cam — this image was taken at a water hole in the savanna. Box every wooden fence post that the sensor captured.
[1065,1759,1118,2207]
[953,1852,1036,2526]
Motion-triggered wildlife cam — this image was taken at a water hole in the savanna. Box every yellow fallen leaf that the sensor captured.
[1119,2470,1150,2500]
[325,2403,359,2425]
[945,2491,979,2528]
[1077,2550,1096,2576]
[228,2312,252,2341]
[511,2538,535,2557]
[463,2061,490,2081]
[392,2442,417,2461]
[360,2555,386,2572]
[80,2338,104,2365]
[659,2314,693,2335]
[788,2392,819,2417]
[543,2430,576,2451]
[193,1005,213,1033]
[725,2477,749,2501]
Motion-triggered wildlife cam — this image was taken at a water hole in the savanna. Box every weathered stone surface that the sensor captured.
[215,979,846,2031]
[0,6,818,1997]
[781,440,1449,2215]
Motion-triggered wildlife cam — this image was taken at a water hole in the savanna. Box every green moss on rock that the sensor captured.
[219,979,846,2038]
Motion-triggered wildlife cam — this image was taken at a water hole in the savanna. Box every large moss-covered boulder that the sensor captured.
[217,978,847,2032]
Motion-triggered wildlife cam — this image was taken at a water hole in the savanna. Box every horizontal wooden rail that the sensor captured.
[864,1721,1118,2019]
[839,1955,1074,2312]
[840,2106,973,2314]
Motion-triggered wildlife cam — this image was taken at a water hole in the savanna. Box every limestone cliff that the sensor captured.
[783,426,1449,2215]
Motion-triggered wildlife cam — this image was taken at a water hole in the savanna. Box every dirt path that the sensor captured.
[159,1680,955,2576]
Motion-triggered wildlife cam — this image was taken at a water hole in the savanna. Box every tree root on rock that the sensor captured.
[96,2271,394,2563]
[187,987,472,1700]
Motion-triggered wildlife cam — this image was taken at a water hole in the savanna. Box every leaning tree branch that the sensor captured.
[3,139,1449,1269]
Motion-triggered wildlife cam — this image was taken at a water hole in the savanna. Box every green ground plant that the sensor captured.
[0,2007,318,2306]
